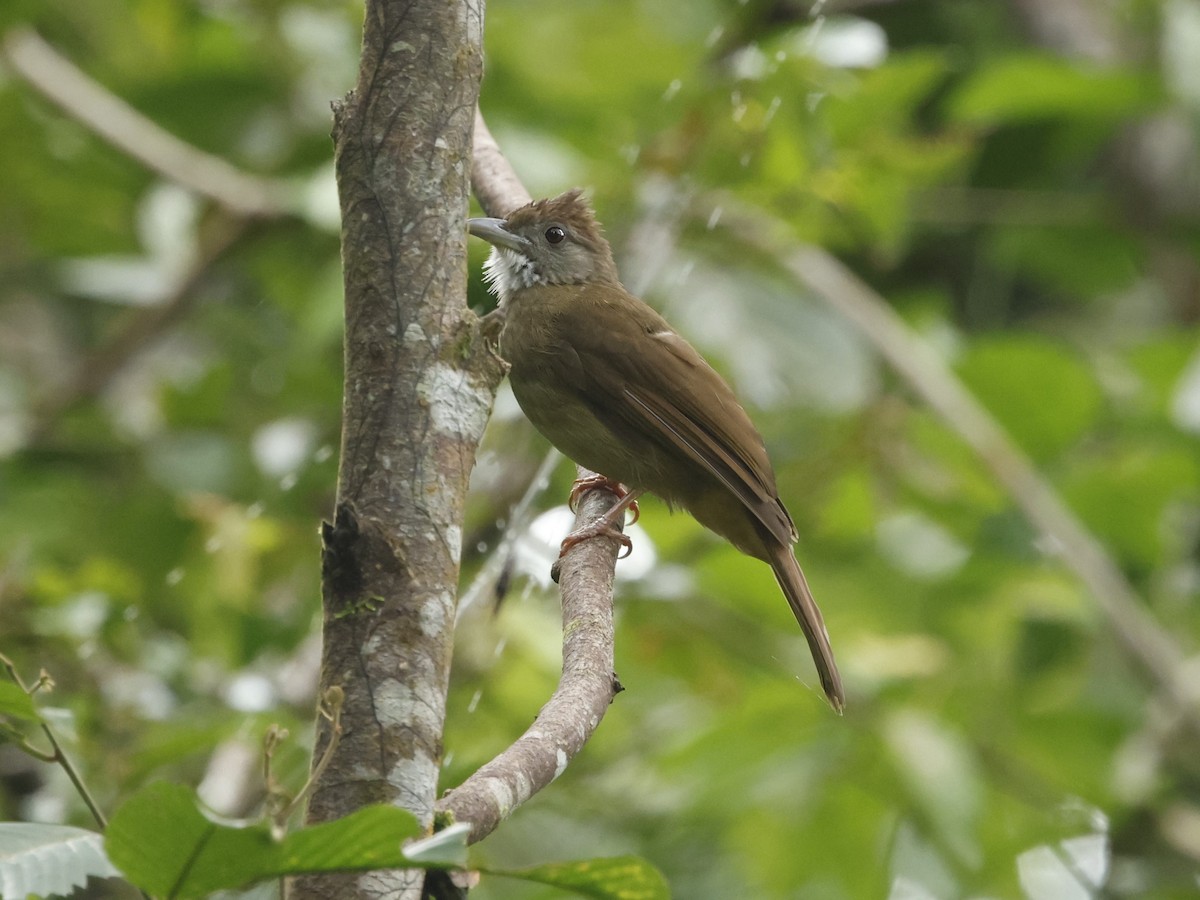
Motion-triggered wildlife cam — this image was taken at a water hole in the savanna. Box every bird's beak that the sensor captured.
[467,217,532,254]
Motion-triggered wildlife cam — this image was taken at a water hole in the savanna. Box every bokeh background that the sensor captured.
[2,0,1200,897]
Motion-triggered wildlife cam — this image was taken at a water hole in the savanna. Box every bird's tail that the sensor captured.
[766,544,844,713]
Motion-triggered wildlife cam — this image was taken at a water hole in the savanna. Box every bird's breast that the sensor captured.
[500,294,649,487]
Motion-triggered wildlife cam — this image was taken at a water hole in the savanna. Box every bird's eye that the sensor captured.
[545,226,566,244]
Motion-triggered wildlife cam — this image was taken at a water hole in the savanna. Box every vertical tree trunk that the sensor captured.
[291,1,499,897]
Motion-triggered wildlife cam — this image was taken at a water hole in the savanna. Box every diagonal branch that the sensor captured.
[434,108,624,845]
[455,448,561,623]
[436,483,624,844]
[28,214,256,444]
[470,108,531,216]
[713,199,1200,736]
[1,27,294,218]
[1,29,296,444]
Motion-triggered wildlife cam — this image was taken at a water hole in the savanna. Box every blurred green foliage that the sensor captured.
[2,0,1200,898]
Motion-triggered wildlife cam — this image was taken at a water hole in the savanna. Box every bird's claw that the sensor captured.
[559,523,633,559]
[557,478,642,576]
[568,474,622,512]
[569,475,640,524]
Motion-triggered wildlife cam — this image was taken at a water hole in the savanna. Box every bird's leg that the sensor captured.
[568,474,640,524]
[560,487,645,560]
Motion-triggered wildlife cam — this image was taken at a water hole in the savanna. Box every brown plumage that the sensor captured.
[469,190,844,711]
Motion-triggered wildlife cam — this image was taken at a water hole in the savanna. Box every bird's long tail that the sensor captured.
[766,543,844,713]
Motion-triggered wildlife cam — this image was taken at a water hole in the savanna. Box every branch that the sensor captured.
[436,484,623,843]
[0,654,106,830]
[712,199,1200,736]
[0,29,295,443]
[1,27,293,218]
[471,107,531,216]
[28,214,255,444]
[455,448,560,623]
[434,108,624,844]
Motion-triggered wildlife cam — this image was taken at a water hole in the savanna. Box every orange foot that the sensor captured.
[568,474,640,524]
[560,520,633,560]
[559,481,644,561]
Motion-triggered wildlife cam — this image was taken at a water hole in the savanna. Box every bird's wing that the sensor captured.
[551,294,797,546]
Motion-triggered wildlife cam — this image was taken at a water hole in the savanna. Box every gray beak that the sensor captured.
[468,217,532,253]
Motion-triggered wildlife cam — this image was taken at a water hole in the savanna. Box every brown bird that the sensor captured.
[469,190,844,711]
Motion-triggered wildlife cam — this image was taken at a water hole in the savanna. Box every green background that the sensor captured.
[2,0,1199,897]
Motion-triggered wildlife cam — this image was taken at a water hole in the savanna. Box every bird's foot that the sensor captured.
[554,484,644,580]
[559,521,634,560]
[552,521,633,584]
[568,474,640,524]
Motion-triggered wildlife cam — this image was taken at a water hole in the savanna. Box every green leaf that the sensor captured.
[106,784,659,899]
[106,782,426,898]
[825,51,951,135]
[483,856,670,900]
[947,53,1155,124]
[956,336,1102,461]
[985,224,1140,297]
[0,681,39,722]
[1061,444,1199,569]
[0,822,121,899]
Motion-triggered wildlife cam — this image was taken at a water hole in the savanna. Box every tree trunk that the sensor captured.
[291,1,499,897]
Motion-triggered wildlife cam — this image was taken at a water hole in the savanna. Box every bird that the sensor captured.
[468,190,844,712]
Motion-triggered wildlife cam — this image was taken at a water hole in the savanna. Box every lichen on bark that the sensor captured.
[292,1,497,898]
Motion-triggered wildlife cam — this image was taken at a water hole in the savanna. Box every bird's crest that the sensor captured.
[508,189,608,255]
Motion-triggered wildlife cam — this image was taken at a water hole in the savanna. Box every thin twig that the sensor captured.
[711,198,1200,735]
[0,29,288,444]
[14,739,56,764]
[284,687,344,821]
[28,214,256,443]
[1,27,294,218]
[456,448,561,623]
[0,653,108,829]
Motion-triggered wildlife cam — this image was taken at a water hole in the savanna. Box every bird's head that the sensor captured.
[468,190,620,303]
